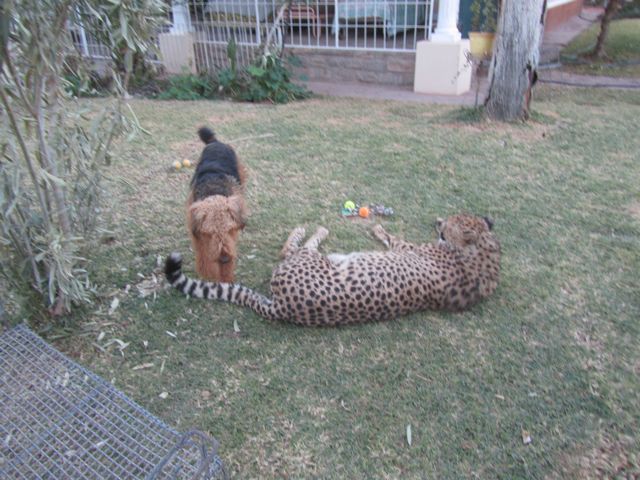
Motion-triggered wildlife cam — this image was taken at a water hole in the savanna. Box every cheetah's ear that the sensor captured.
[483,216,494,231]
[435,217,445,231]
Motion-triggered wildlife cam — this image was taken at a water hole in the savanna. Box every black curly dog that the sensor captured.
[191,127,242,201]
[183,127,248,282]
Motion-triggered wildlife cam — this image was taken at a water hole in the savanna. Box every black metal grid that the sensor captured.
[0,325,225,479]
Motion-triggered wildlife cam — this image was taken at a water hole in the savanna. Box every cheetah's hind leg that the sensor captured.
[280,227,306,259]
[303,227,329,251]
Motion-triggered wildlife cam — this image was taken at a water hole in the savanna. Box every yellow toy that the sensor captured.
[344,200,356,210]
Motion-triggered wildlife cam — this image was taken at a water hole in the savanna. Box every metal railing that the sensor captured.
[70,1,434,74]
[191,0,433,50]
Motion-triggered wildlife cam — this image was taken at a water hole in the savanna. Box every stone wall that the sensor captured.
[286,49,416,86]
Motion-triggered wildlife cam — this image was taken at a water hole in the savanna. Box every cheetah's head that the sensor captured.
[435,214,497,251]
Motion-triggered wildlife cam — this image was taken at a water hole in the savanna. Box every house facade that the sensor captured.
[96,0,584,94]
[158,0,585,92]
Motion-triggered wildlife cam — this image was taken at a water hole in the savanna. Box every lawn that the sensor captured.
[561,18,640,77]
[9,86,640,478]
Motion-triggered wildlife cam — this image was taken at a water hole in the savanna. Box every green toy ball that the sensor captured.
[344,200,356,210]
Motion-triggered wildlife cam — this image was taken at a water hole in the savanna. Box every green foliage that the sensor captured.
[470,0,499,33]
[240,54,311,103]
[560,18,640,77]
[215,37,245,97]
[219,34,309,103]
[62,71,106,98]
[156,72,216,100]
[81,0,167,91]
[616,0,640,19]
[0,0,149,316]
[227,36,238,76]
[155,34,309,104]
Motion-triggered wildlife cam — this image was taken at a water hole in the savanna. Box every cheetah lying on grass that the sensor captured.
[165,214,501,326]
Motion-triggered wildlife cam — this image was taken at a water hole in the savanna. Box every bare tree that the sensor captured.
[590,0,622,59]
[484,0,547,121]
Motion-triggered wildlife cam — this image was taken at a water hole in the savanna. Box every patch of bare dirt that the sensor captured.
[550,434,639,480]
[169,139,202,163]
[440,119,553,142]
[627,201,640,222]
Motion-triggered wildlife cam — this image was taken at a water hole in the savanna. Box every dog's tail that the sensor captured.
[165,253,279,321]
[198,127,216,144]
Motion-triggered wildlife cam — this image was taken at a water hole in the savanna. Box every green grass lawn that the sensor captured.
[9,87,640,478]
[561,18,640,77]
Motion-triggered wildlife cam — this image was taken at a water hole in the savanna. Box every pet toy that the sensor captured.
[341,201,394,218]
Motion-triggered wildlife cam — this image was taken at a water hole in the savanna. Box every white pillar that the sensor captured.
[413,0,470,95]
[171,0,192,33]
[431,0,462,43]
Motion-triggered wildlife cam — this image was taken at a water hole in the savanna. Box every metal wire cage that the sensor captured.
[0,325,226,479]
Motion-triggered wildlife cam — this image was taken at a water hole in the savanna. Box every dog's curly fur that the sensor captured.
[187,127,248,282]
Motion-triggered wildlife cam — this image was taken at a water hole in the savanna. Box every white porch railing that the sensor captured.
[192,0,433,51]
[70,1,434,73]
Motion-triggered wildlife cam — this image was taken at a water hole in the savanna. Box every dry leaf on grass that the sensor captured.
[108,298,119,315]
[132,363,154,371]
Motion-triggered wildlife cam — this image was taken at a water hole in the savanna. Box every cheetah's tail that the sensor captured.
[164,253,277,321]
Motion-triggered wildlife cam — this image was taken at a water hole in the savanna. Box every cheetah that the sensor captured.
[164,214,501,326]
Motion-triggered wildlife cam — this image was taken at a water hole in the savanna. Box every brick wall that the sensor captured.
[546,0,585,30]
[287,49,416,86]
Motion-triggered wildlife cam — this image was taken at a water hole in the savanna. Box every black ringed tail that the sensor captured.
[164,253,277,320]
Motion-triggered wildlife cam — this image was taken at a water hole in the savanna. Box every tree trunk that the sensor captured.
[484,0,547,121]
[591,0,621,59]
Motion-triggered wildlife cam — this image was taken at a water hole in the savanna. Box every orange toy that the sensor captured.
[358,206,370,218]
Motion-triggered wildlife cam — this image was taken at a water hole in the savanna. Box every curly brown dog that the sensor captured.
[187,127,248,282]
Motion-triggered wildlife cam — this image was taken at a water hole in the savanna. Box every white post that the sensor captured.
[171,0,192,33]
[430,0,461,43]
[78,23,90,57]
[413,0,471,95]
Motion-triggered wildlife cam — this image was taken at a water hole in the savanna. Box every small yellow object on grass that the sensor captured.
[173,160,182,170]
[182,159,192,168]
